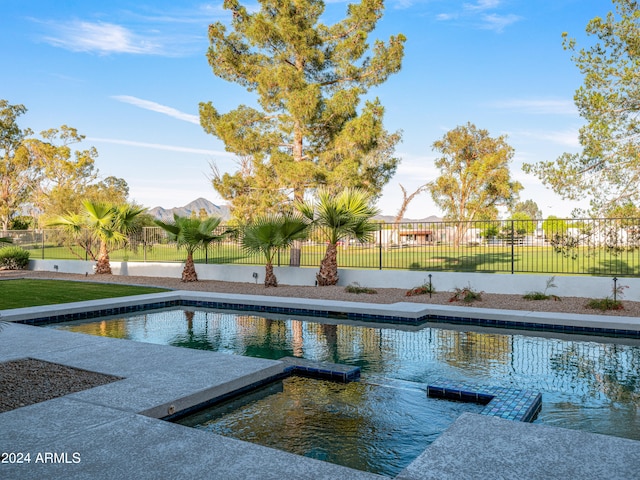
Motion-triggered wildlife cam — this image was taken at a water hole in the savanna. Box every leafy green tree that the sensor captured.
[523,0,640,214]
[26,127,129,225]
[84,176,130,207]
[9,215,33,230]
[542,216,569,240]
[428,122,523,246]
[49,201,146,274]
[241,214,309,287]
[0,100,37,232]
[604,201,640,219]
[507,212,536,236]
[200,0,405,222]
[478,221,499,240]
[510,199,542,220]
[299,187,379,286]
[27,126,98,217]
[154,215,230,282]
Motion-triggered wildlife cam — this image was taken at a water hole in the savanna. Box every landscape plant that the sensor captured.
[449,284,483,303]
[155,214,231,282]
[586,279,628,311]
[240,214,309,287]
[405,279,436,297]
[344,282,377,294]
[0,246,29,270]
[523,276,560,301]
[298,187,379,286]
[49,200,145,274]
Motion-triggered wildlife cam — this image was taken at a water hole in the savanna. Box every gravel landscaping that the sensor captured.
[0,358,121,413]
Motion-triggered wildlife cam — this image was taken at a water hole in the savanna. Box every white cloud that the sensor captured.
[42,20,163,55]
[479,13,522,32]
[464,0,501,12]
[112,95,201,124]
[88,137,232,157]
[436,13,458,21]
[486,98,578,115]
[436,0,520,32]
[515,129,580,148]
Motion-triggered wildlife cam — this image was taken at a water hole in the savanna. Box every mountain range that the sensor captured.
[148,198,441,223]
[148,198,231,222]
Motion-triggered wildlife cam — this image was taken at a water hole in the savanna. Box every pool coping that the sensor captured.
[3,289,640,338]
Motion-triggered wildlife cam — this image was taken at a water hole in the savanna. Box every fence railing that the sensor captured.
[4,217,640,276]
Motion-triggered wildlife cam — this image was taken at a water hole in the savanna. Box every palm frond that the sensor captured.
[241,214,309,262]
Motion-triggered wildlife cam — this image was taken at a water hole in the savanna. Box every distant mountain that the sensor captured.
[374,214,443,223]
[148,198,439,223]
[148,198,231,222]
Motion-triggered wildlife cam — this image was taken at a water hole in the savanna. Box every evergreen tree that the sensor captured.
[523,0,640,214]
[200,0,405,222]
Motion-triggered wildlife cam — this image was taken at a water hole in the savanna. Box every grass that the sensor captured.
[0,279,169,310]
[19,241,640,275]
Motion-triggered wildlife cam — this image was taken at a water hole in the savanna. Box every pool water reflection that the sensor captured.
[51,309,640,443]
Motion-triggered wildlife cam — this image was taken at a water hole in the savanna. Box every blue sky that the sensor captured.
[2,0,604,218]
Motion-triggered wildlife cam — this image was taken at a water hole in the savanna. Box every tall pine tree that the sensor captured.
[200,0,405,222]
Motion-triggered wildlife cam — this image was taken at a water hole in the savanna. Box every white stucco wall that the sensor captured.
[28,259,640,301]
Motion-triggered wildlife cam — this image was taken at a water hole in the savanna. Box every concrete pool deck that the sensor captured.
[1,292,640,479]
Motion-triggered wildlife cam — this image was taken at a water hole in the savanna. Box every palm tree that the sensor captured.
[154,214,230,282]
[299,187,379,286]
[49,201,145,274]
[241,214,309,287]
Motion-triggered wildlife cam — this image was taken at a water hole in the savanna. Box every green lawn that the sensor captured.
[21,242,640,276]
[0,279,169,310]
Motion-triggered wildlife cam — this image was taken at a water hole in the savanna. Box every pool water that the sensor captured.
[176,375,483,476]
[51,309,640,450]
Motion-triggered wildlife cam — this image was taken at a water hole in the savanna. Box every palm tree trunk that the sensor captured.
[317,242,339,286]
[264,261,278,287]
[95,241,112,274]
[182,251,198,282]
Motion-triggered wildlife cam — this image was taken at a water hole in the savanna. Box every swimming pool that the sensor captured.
[50,308,640,442]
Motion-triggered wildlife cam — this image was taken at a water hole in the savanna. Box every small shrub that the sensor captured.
[344,282,377,295]
[449,284,482,303]
[586,298,624,311]
[408,262,424,270]
[523,276,560,301]
[586,279,628,311]
[406,280,436,297]
[0,246,30,270]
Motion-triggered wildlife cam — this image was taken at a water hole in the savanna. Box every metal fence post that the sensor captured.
[511,220,515,274]
[379,224,383,270]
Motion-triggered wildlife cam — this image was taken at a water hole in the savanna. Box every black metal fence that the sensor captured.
[4,217,640,276]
